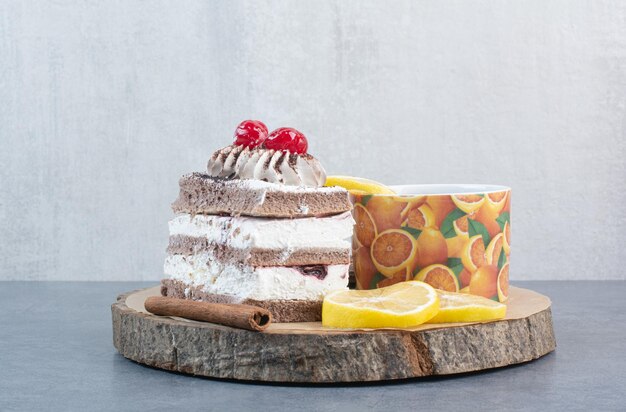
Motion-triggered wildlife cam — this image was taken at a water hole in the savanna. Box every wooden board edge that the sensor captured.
[111,289,556,383]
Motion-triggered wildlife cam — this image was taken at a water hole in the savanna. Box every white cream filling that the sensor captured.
[164,253,349,301]
[230,177,346,193]
[168,211,354,250]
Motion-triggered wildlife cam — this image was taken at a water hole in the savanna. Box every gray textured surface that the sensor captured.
[1,1,626,281]
[1,281,624,411]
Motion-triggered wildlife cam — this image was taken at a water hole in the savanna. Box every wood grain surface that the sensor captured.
[112,286,555,382]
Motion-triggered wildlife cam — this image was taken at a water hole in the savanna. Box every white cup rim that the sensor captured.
[388,184,510,196]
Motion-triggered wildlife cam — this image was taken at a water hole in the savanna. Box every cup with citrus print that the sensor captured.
[352,185,511,302]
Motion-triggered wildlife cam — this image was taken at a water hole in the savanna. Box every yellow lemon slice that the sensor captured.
[428,290,506,323]
[322,281,439,329]
[325,175,396,195]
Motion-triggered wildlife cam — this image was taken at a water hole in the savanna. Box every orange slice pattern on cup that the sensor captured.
[459,268,471,288]
[370,229,417,277]
[426,195,456,228]
[503,221,511,254]
[453,214,470,237]
[354,247,378,290]
[445,236,466,259]
[395,195,427,217]
[475,203,501,238]
[402,204,436,230]
[377,268,409,288]
[415,264,460,292]
[485,233,504,265]
[497,262,510,302]
[485,191,507,214]
[469,264,498,298]
[461,235,486,273]
[366,196,406,232]
[354,204,377,247]
[413,227,448,271]
[451,194,485,214]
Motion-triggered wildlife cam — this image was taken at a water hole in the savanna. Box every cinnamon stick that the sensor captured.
[144,296,272,332]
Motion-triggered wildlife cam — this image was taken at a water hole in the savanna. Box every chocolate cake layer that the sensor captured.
[161,279,322,322]
[167,235,351,266]
[171,173,352,218]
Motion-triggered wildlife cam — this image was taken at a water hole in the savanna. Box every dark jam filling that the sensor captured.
[296,265,328,280]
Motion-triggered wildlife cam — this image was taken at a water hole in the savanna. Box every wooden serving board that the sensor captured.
[112,286,555,383]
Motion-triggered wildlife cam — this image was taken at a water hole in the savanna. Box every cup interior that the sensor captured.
[389,184,510,196]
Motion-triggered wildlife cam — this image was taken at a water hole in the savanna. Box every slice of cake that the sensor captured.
[171,173,352,218]
[161,120,354,322]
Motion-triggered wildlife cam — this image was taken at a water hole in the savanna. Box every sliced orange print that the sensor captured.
[415,264,460,292]
[371,229,417,277]
[354,204,377,247]
[461,235,486,273]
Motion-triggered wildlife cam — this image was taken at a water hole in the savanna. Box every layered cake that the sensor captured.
[161,121,354,322]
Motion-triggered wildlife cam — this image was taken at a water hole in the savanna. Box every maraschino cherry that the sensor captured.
[233,120,268,148]
[265,127,308,154]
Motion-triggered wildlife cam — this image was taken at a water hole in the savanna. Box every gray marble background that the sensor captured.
[1,1,625,281]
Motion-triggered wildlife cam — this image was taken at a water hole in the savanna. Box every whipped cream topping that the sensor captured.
[207,145,327,187]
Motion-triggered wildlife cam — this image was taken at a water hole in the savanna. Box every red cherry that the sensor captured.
[265,127,308,154]
[233,120,268,148]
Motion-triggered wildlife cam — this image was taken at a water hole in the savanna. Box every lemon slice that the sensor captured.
[325,175,396,195]
[428,290,506,323]
[322,281,439,328]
